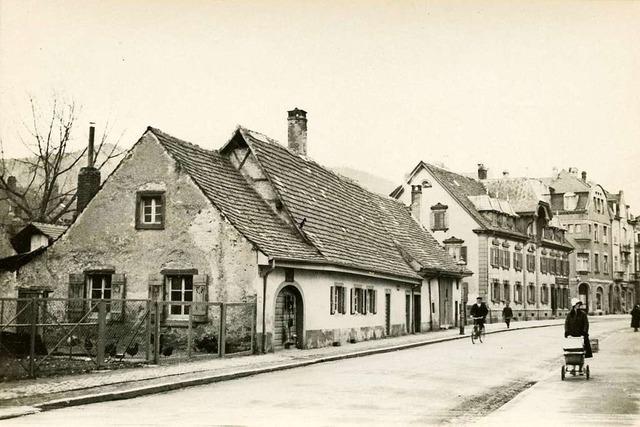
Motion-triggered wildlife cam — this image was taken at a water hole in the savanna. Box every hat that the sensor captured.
[476,296,483,300]
[571,298,582,307]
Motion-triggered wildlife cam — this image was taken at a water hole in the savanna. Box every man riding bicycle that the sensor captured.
[470,296,489,331]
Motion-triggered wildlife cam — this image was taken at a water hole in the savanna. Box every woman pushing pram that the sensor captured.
[564,298,593,358]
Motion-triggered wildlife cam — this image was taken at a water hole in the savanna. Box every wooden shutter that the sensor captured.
[340,287,346,314]
[192,274,208,323]
[330,286,335,315]
[350,288,355,314]
[67,274,86,322]
[505,251,511,269]
[372,290,377,314]
[110,273,126,321]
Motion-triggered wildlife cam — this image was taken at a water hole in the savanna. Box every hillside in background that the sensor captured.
[331,166,398,197]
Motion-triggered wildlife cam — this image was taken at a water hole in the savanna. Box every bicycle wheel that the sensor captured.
[479,327,485,343]
[471,327,477,344]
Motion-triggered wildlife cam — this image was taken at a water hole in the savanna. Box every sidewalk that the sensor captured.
[0,316,622,420]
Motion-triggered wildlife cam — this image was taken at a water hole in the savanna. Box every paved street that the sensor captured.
[6,318,637,426]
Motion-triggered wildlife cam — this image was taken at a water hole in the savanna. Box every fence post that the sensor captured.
[97,300,106,368]
[187,306,193,358]
[145,300,152,362]
[154,301,160,364]
[218,303,226,358]
[29,298,37,378]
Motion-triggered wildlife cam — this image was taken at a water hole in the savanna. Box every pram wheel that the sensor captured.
[561,365,565,380]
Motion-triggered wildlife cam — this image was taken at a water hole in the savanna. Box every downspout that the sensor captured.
[428,276,434,331]
[260,259,276,354]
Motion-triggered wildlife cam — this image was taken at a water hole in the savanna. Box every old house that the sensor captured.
[391,163,573,321]
[1,110,469,352]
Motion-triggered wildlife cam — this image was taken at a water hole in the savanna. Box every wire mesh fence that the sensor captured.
[0,297,256,381]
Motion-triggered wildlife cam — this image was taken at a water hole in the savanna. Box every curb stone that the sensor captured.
[4,318,620,420]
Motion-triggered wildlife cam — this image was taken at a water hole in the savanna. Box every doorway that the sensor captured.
[274,285,304,350]
[413,295,421,333]
[439,279,452,326]
[405,294,411,333]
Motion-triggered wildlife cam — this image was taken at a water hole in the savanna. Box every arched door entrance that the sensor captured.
[578,283,589,311]
[595,287,603,312]
[274,285,304,350]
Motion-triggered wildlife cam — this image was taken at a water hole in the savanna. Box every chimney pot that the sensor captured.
[581,171,587,182]
[287,108,307,156]
[88,122,95,168]
[477,163,488,180]
[502,171,509,177]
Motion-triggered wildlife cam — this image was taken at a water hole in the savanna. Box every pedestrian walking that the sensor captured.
[502,302,513,328]
[564,298,592,358]
[631,304,640,332]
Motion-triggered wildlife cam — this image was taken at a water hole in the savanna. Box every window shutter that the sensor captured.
[192,274,208,322]
[110,273,126,321]
[460,246,467,263]
[506,251,511,269]
[67,274,86,322]
[340,287,346,314]
[330,286,335,315]
[372,290,377,314]
[350,288,355,314]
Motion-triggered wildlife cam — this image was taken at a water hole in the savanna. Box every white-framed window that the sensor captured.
[491,279,500,302]
[514,282,522,303]
[351,287,367,314]
[367,288,377,314]
[330,284,346,315]
[575,224,582,233]
[576,253,589,272]
[136,191,165,229]
[167,275,193,319]
[88,273,112,312]
[503,281,510,302]
[527,283,536,304]
[603,254,609,273]
[430,204,448,231]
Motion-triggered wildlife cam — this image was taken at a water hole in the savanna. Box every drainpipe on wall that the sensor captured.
[260,259,276,354]
[428,277,434,331]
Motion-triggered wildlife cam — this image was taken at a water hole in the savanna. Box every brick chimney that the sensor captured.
[478,164,488,180]
[76,123,101,217]
[410,185,422,220]
[287,108,307,156]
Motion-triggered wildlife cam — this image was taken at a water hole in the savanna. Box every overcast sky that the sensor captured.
[1,0,639,210]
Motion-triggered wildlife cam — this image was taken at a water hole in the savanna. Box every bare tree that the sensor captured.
[0,97,123,225]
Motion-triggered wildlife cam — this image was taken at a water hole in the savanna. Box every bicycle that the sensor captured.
[470,316,486,344]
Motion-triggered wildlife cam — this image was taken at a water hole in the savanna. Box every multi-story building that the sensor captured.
[545,168,623,314]
[607,191,637,311]
[633,216,640,305]
[391,163,573,322]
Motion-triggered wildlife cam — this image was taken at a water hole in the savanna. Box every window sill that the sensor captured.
[431,228,449,233]
[136,223,165,230]
[163,319,190,328]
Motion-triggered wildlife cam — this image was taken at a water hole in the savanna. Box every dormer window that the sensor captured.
[430,203,448,231]
[136,191,165,230]
[563,192,578,211]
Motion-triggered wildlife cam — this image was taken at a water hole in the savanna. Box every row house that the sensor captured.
[0,110,470,352]
[545,168,635,314]
[607,190,637,310]
[391,164,573,323]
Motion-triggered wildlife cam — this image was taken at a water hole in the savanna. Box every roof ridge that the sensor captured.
[148,126,218,155]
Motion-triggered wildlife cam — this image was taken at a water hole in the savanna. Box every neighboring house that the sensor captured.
[0,109,469,352]
[634,216,640,305]
[544,168,622,314]
[606,190,637,311]
[9,222,67,254]
[391,163,573,321]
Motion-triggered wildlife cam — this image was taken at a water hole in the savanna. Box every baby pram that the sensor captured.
[561,336,590,380]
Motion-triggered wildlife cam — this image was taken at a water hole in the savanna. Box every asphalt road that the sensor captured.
[6,318,637,426]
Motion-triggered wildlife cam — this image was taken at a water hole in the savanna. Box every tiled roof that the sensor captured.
[374,195,470,276]
[482,178,550,214]
[543,170,591,194]
[237,128,467,279]
[30,222,67,239]
[422,163,529,238]
[149,128,323,263]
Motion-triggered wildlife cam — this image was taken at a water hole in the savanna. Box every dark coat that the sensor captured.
[565,308,589,337]
[502,307,513,319]
[631,306,640,328]
[470,303,488,318]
